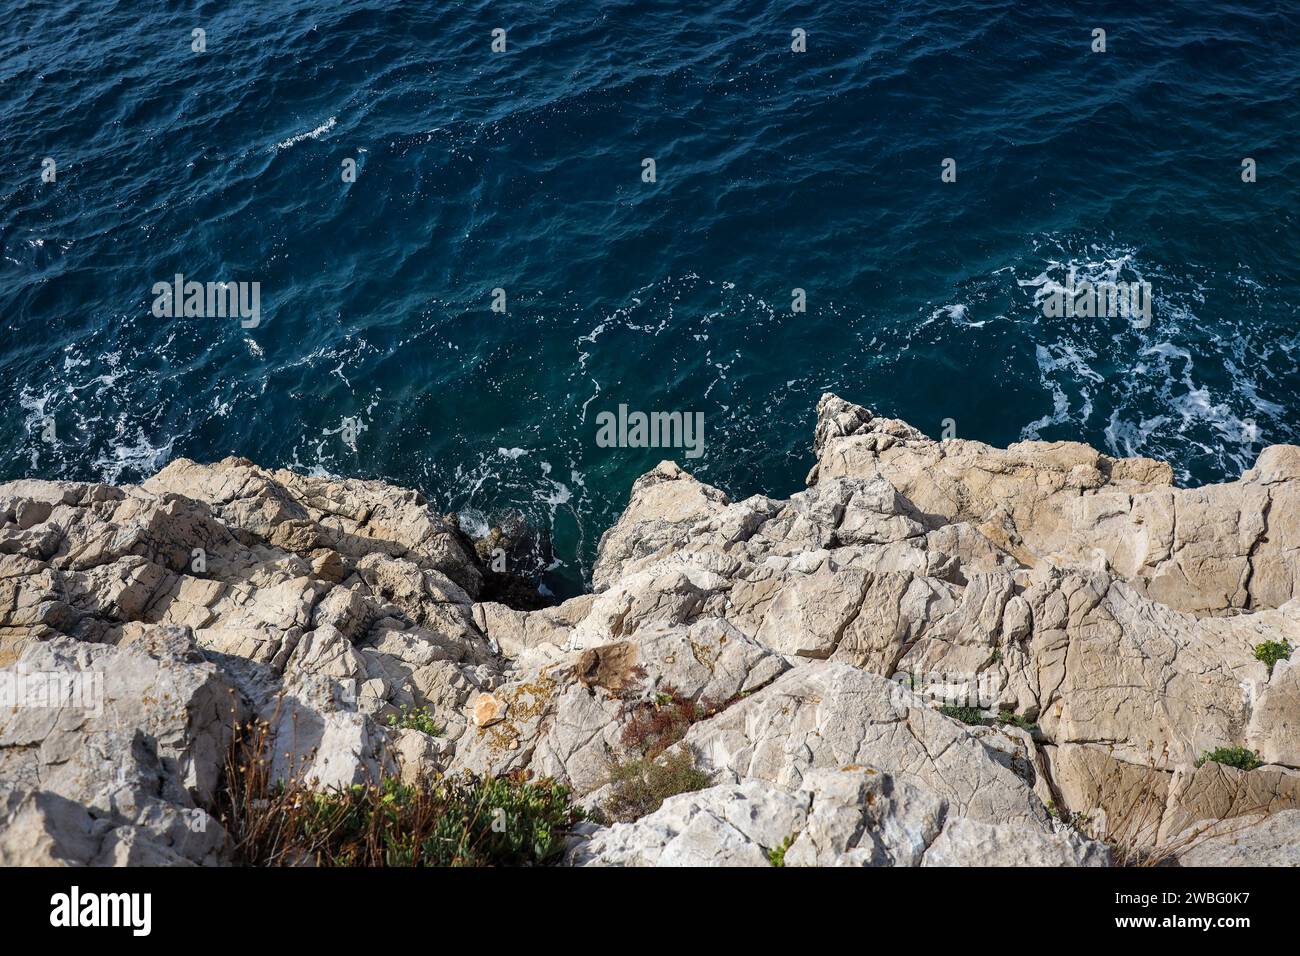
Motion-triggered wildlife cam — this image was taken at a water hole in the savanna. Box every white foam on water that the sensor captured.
[456,508,491,538]
[271,116,337,152]
[94,430,175,486]
[930,303,984,327]
[897,235,1293,485]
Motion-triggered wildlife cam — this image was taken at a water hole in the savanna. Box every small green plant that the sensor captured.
[937,704,1041,737]
[767,834,795,867]
[939,704,986,726]
[1254,639,1292,676]
[597,687,723,823]
[386,705,442,736]
[603,749,712,823]
[996,709,1040,736]
[1195,747,1262,772]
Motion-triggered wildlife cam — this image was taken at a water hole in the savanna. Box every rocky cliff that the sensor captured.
[2,394,1297,866]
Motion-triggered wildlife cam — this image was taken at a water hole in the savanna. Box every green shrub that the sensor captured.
[938,704,1040,736]
[386,705,442,736]
[1194,747,1262,772]
[603,749,712,823]
[219,717,580,866]
[1254,639,1293,676]
[938,704,986,726]
[996,709,1040,736]
[224,773,581,867]
[596,687,719,823]
[767,834,795,867]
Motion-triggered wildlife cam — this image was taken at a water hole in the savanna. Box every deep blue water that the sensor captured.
[2,1,1298,595]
